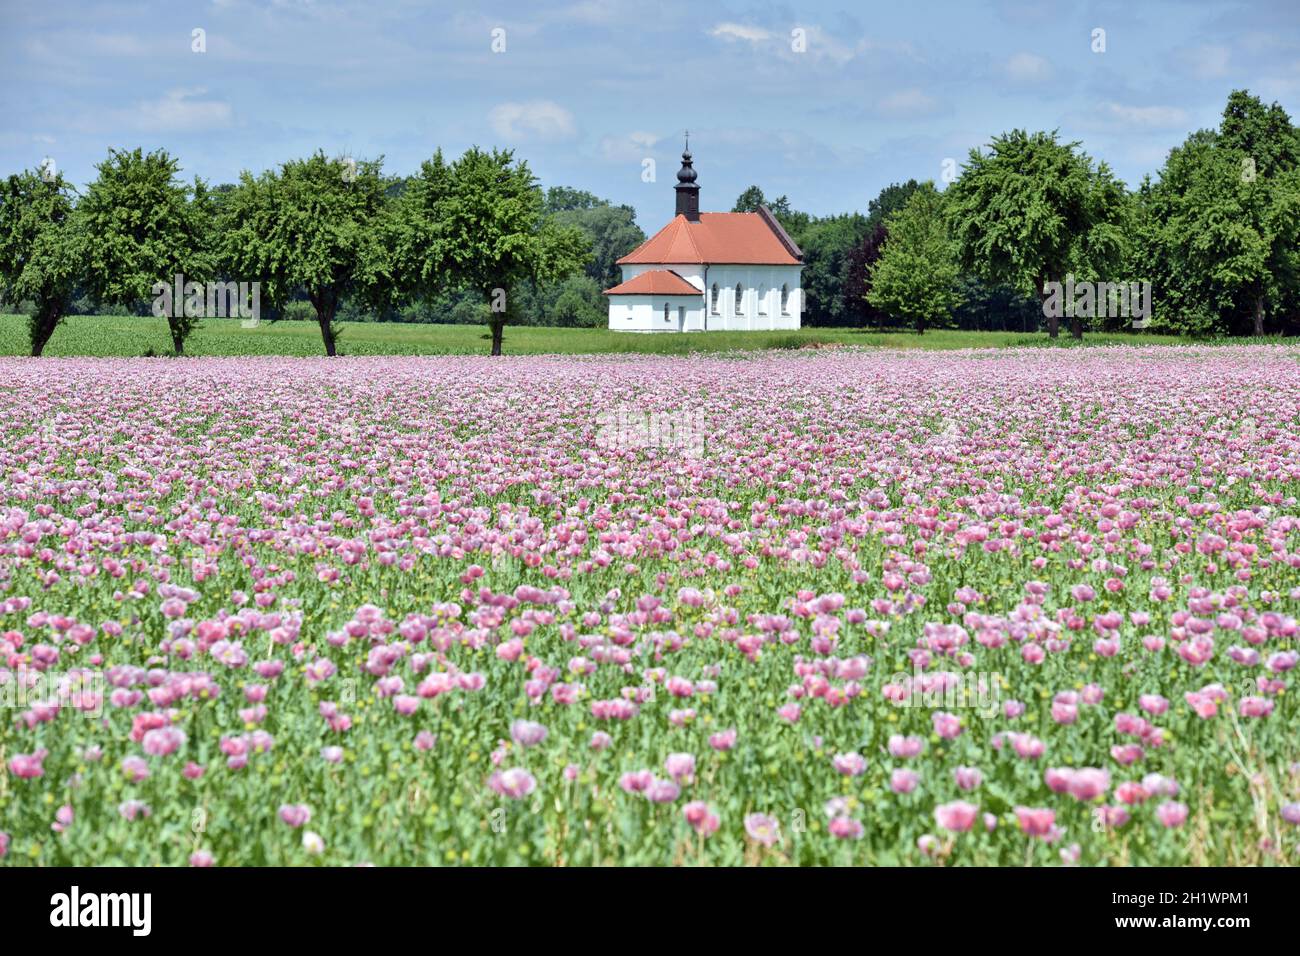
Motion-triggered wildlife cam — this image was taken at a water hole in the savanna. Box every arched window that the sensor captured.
[781,283,790,314]
[710,283,719,314]
[734,283,744,316]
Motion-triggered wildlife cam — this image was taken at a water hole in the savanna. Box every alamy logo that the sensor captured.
[595,404,706,458]
[151,273,261,328]
[1042,273,1151,328]
[49,886,151,936]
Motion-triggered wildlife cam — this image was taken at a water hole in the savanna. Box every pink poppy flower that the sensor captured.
[279,804,312,827]
[744,813,782,847]
[1156,801,1188,828]
[488,768,537,800]
[934,800,979,832]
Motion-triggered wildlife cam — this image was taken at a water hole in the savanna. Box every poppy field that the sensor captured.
[1,345,1298,867]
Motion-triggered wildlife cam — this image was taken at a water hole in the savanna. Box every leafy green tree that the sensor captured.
[80,148,214,354]
[867,183,962,334]
[732,186,812,239]
[844,222,889,329]
[0,168,86,356]
[799,213,871,326]
[732,186,768,213]
[946,130,1126,338]
[219,151,391,356]
[1220,89,1300,178]
[544,188,645,290]
[548,274,606,327]
[867,180,922,229]
[953,277,1042,332]
[1147,137,1298,335]
[1132,92,1300,336]
[397,147,589,355]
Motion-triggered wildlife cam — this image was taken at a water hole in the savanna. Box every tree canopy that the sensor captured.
[80,148,214,353]
[0,168,85,356]
[946,130,1126,337]
[867,183,962,334]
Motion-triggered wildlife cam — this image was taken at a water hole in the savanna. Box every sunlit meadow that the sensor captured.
[1,345,1298,867]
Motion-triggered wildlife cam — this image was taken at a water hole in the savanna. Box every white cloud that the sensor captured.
[709,23,773,44]
[1001,52,1052,83]
[133,88,233,131]
[599,131,660,163]
[488,100,576,141]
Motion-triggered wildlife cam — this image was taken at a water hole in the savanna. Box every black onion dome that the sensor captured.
[676,151,698,184]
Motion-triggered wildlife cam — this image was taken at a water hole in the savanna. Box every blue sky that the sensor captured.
[1,0,1297,230]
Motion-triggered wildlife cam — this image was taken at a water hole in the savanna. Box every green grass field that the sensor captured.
[0,312,1217,357]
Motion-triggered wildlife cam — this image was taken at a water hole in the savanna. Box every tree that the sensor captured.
[544,188,645,290]
[733,186,812,238]
[80,148,214,354]
[867,183,962,334]
[1219,89,1300,178]
[845,222,889,329]
[0,168,85,356]
[219,152,391,356]
[397,147,589,355]
[732,185,767,213]
[799,213,871,326]
[1131,92,1300,336]
[946,130,1126,338]
[548,274,605,327]
[837,182,924,330]
[867,179,922,229]
[1150,137,1298,336]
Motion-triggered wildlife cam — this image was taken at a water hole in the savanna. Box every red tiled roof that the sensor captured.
[602,269,702,296]
[616,212,802,266]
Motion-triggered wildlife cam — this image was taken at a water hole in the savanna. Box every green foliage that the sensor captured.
[0,167,85,356]
[6,90,1299,346]
[219,151,391,355]
[547,274,606,327]
[732,185,812,239]
[732,185,768,213]
[866,179,922,229]
[80,148,214,353]
[946,130,1126,337]
[952,277,1042,333]
[867,183,963,333]
[1219,89,1300,178]
[1132,92,1300,336]
[799,213,872,326]
[396,147,590,354]
[545,194,644,291]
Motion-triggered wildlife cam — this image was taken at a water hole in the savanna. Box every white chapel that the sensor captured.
[603,144,804,332]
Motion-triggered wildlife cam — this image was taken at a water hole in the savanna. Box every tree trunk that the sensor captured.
[312,292,338,356]
[29,304,61,357]
[1070,314,1082,340]
[169,320,185,356]
[320,311,337,357]
[490,319,504,356]
[1253,295,1265,337]
[916,314,926,335]
[1039,278,1058,338]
